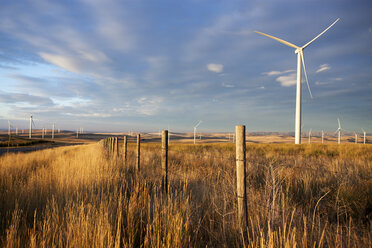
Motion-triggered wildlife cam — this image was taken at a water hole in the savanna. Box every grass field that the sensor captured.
[0,142,371,247]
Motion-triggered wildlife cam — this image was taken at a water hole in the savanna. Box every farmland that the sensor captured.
[0,140,371,247]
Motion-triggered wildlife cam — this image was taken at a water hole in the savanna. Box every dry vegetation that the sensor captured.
[0,142,371,247]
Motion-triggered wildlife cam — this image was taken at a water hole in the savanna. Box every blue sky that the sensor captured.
[0,0,371,133]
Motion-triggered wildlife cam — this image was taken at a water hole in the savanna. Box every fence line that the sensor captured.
[98,128,247,222]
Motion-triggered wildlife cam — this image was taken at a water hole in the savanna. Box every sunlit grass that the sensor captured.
[0,142,371,247]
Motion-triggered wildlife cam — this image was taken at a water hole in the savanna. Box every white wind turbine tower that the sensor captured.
[321,130,324,144]
[354,132,358,144]
[193,120,202,144]
[361,129,366,144]
[29,115,35,139]
[255,18,339,144]
[335,118,344,144]
[8,120,11,137]
[52,123,55,139]
[308,128,312,144]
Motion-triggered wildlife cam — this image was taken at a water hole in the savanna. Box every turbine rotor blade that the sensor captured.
[302,18,340,49]
[194,120,202,128]
[300,51,313,98]
[337,118,341,129]
[254,31,299,49]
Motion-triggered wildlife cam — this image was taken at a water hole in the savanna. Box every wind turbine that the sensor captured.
[321,130,324,144]
[354,132,358,144]
[52,123,55,139]
[8,120,12,137]
[255,18,339,144]
[308,128,312,144]
[29,115,36,139]
[335,118,344,144]
[193,120,202,144]
[362,129,366,144]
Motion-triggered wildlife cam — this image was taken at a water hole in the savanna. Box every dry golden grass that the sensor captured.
[0,142,371,247]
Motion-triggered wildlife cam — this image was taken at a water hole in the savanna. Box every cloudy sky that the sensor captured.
[0,0,371,133]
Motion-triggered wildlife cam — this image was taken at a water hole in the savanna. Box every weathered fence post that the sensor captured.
[115,137,119,157]
[236,125,248,228]
[162,130,168,193]
[123,135,127,164]
[136,134,141,171]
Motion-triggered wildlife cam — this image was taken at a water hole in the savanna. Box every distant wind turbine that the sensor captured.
[335,118,345,144]
[52,123,55,139]
[8,120,11,136]
[308,128,312,144]
[8,120,11,137]
[354,132,358,144]
[193,120,202,144]
[321,130,324,144]
[255,18,340,144]
[362,129,366,144]
[29,115,35,139]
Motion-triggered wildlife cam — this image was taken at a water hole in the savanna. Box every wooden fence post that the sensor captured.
[162,130,168,193]
[236,125,248,228]
[115,137,119,157]
[123,135,127,164]
[136,134,140,171]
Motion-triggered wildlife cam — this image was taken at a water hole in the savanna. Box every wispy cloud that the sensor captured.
[222,82,234,88]
[275,73,297,87]
[0,91,54,106]
[207,63,224,73]
[66,112,113,118]
[263,69,297,87]
[316,64,331,73]
[263,70,294,76]
[315,81,330,86]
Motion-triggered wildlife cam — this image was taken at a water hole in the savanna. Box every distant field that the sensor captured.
[0,130,369,148]
[0,141,371,247]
